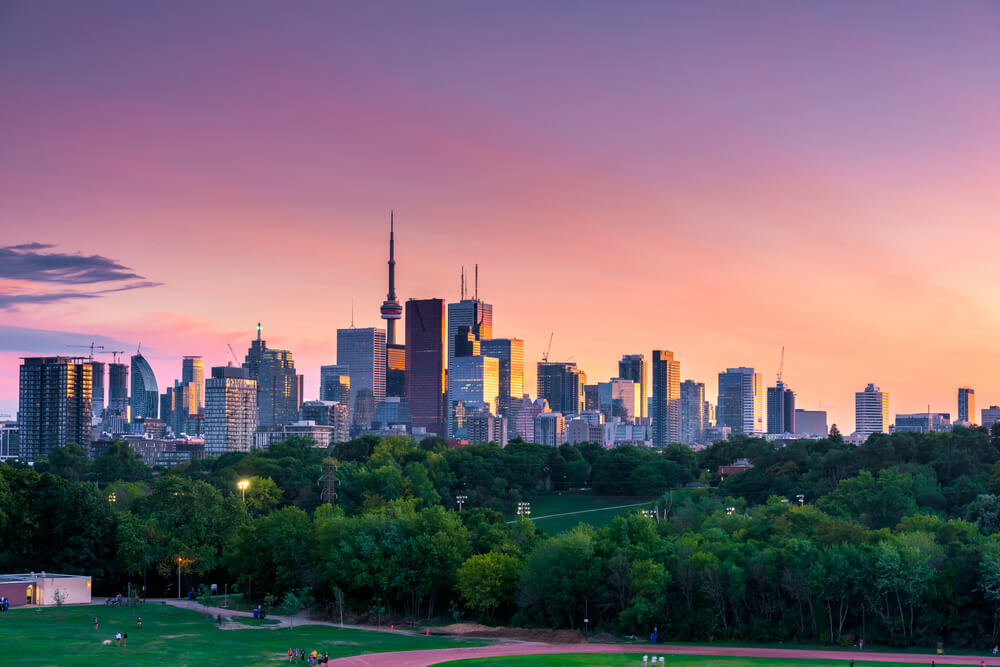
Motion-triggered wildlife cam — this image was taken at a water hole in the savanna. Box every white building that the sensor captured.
[204,365,258,455]
[855,383,889,438]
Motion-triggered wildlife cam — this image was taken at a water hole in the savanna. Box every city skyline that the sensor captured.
[3,2,1000,432]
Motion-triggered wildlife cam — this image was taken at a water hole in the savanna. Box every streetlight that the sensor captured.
[177,557,182,600]
[642,509,656,520]
[108,492,117,503]
[796,494,805,506]
[456,494,468,513]
[516,501,531,518]
[237,479,249,503]
[726,506,736,515]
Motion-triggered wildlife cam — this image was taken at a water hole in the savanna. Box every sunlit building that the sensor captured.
[448,354,499,437]
[651,350,681,446]
[481,338,524,419]
[680,380,705,445]
[18,357,93,460]
[618,354,648,419]
[855,383,889,438]
[204,365,258,455]
[959,387,975,425]
[337,327,387,427]
[244,324,302,428]
[598,378,639,423]
[320,365,350,404]
[537,362,585,415]
[717,367,763,436]
[182,356,204,413]
[447,296,493,370]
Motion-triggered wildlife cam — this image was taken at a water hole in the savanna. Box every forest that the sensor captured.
[4,426,1000,649]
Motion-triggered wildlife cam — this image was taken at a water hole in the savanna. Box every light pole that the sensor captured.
[237,479,249,504]
[796,494,805,506]
[456,494,467,513]
[516,501,531,518]
[177,557,182,600]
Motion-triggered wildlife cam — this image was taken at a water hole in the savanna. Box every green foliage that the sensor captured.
[456,552,521,621]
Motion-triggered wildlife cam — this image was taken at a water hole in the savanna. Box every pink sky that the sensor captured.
[2,1,1000,432]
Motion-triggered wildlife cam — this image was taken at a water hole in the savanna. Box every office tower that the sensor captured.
[405,298,446,435]
[534,412,566,446]
[511,395,550,442]
[372,397,410,429]
[766,381,796,434]
[90,361,105,415]
[466,410,508,446]
[982,406,1000,430]
[204,365,258,455]
[680,380,705,445]
[386,344,406,398]
[717,367,763,436]
[959,387,975,424]
[18,357,93,460]
[584,384,600,412]
[651,350,681,446]
[448,355,499,437]
[169,380,199,435]
[895,412,950,434]
[182,356,204,412]
[160,387,174,428]
[598,378,639,422]
[704,401,716,428]
[447,280,493,368]
[454,325,481,357]
[300,400,350,442]
[244,324,302,428]
[0,423,18,460]
[130,352,159,419]
[481,338,524,418]
[794,409,828,437]
[320,365,351,403]
[336,327,386,427]
[536,362,585,415]
[855,383,889,437]
[108,362,128,412]
[619,354,648,419]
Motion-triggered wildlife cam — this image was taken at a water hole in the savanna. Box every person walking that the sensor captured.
[115,631,122,647]
[859,638,864,651]
[288,648,293,662]
[122,632,128,647]
[136,617,142,629]
[93,616,99,631]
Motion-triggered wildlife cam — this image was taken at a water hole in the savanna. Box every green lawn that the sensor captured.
[0,603,486,666]
[521,492,657,534]
[437,655,928,666]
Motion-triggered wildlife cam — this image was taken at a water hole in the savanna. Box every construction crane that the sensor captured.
[67,343,104,360]
[227,344,241,365]
[542,333,554,363]
[99,350,126,364]
[777,346,785,383]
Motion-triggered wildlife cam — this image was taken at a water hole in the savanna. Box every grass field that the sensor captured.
[0,603,485,666]
[522,492,657,534]
[436,655,929,667]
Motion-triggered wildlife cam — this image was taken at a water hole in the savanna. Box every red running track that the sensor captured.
[327,642,1000,666]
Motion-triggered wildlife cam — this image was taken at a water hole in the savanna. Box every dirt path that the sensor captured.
[326,643,1000,666]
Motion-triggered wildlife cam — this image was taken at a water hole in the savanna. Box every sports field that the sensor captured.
[0,603,484,666]
[435,655,925,666]
[520,493,656,534]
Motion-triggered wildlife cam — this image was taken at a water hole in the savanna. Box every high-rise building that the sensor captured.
[534,412,566,446]
[717,367,763,436]
[466,410,508,446]
[680,380,705,445]
[244,324,302,428]
[618,354,648,419]
[448,355,499,437]
[405,298,446,436]
[91,361,105,416]
[598,378,639,422]
[130,352,159,419]
[300,400,350,443]
[651,350,681,446]
[481,338,524,418]
[511,395,550,442]
[108,362,128,413]
[794,409,828,437]
[982,406,1000,430]
[537,362,585,415]
[894,412,950,434]
[182,356,204,413]
[855,383,889,438]
[18,357,93,460]
[959,387,975,424]
[386,344,406,398]
[336,327,386,427]
[447,292,493,370]
[320,365,351,404]
[766,381,796,434]
[204,365,258,455]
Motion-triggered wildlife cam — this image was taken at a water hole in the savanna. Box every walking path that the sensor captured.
[506,502,650,524]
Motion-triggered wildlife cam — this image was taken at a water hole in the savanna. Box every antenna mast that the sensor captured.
[777,346,785,383]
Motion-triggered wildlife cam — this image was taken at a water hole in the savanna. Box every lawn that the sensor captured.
[436,655,929,666]
[521,492,657,534]
[0,603,486,666]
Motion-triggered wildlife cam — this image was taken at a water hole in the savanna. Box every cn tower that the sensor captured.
[379,211,402,344]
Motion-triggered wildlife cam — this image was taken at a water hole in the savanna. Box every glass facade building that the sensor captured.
[405,298,446,436]
[182,356,204,413]
[320,365,351,403]
[959,387,975,424]
[651,350,681,446]
[244,329,302,428]
[481,338,524,419]
[618,354,648,419]
[108,363,128,413]
[204,365,258,455]
[536,362,585,415]
[447,299,493,369]
[717,367,763,436]
[766,381,796,434]
[130,353,159,420]
[336,327,386,428]
[448,355,499,437]
[18,357,93,460]
[680,379,705,445]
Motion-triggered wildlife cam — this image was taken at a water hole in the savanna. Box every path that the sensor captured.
[327,643,1000,666]
[507,502,650,524]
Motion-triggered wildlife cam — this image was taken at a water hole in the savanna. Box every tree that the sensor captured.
[517,527,598,628]
[456,552,521,622]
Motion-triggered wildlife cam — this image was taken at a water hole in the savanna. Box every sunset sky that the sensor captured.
[2,1,1000,432]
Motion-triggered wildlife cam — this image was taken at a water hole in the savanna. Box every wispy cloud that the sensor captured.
[0,244,161,310]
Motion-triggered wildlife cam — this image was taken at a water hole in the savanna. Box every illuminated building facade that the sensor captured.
[618,354,648,419]
[448,354,499,437]
[320,365,350,403]
[336,327,386,427]
[18,357,93,460]
[204,365,258,455]
[959,386,975,424]
[481,338,524,419]
[651,350,681,446]
[244,324,302,428]
[717,366,763,436]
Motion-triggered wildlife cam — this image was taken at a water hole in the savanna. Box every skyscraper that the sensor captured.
[598,378,639,422]
[130,351,159,419]
[182,356,204,413]
[766,381,796,434]
[680,380,705,445]
[536,362,585,415]
[320,364,351,403]
[855,383,889,438]
[447,279,493,370]
[618,354,648,419]
[244,324,302,428]
[18,357,93,460]
[107,362,128,413]
[717,367,763,435]
[448,355,499,437]
[379,212,403,345]
[204,365,258,455]
[386,344,406,398]
[405,298,446,436]
[959,386,975,424]
[90,361,105,415]
[337,327,387,427]
[651,350,681,446]
[481,338,524,419]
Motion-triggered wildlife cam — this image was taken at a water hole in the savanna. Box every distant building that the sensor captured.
[107,362,128,413]
[448,355,499,437]
[702,425,732,444]
[0,422,18,460]
[718,458,754,476]
[0,573,92,607]
[537,362,585,415]
[651,350,681,446]
[794,409,828,437]
[598,378,639,423]
[983,406,1000,430]
[511,395,550,442]
[182,356,204,413]
[566,417,602,445]
[90,361,105,416]
[766,381,796,434]
[466,410,508,446]
[373,396,411,430]
[680,380,705,445]
[894,412,951,434]
[447,296,492,370]
[204,365,257,455]
[481,338,524,420]
[386,343,406,398]
[534,412,566,446]
[244,324,302,428]
[18,357,93,460]
[320,365,351,404]
[855,383,889,437]
[959,387,975,425]
[337,327,387,427]
[130,352,159,420]
[718,367,763,436]
[300,400,350,443]
[584,384,600,412]
[618,354,648,419]
[405,298,446,436]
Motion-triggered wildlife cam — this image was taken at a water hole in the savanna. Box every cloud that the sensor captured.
[0,243,162,310]
[0,325,141,355]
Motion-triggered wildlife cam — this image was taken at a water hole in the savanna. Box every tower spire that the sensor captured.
[379,210,402,344]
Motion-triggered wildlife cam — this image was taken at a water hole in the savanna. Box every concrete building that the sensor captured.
[794,409,828,437]
[766,381,796,434]
[0,422,18,460]
[107,362,128,413]
[18,357,93,461]
[680,380,705,445]
[959,387,975,425]
[983,406,1000,430]
[618,354,648,420]
[406,298,447,436]
[534,412,566,446]
[511,395,550,442]
[481,338,524,420]
[204,365,258,455]
[300,400,350,443]
[130,352,158,420]
[466,410,508,446]
[651,350,681,446]
[337,327,387,427]
[537,362,586,415]
[855,383,889,438]
[718,367,763,436]
[0,573,92,607]
[893,412,951,434]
